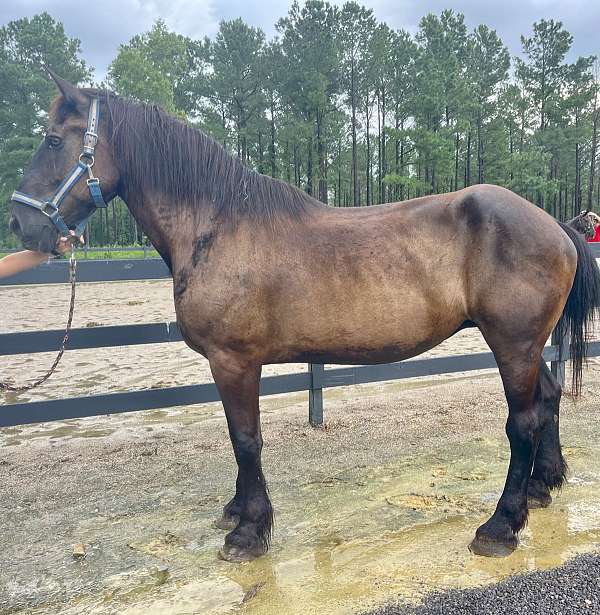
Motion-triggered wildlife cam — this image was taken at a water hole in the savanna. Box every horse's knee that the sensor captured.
[505,406,542,446]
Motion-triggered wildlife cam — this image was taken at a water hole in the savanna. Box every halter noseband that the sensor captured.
[11,97,108,237]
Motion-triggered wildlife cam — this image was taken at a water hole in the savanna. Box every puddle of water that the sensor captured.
[36,424,600,615]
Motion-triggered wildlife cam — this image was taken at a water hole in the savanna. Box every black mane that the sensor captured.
[87,89,318,224]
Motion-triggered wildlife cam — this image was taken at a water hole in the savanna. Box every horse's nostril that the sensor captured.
[8,216,21,236]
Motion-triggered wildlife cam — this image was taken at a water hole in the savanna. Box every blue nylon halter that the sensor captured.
[11,97,108,237]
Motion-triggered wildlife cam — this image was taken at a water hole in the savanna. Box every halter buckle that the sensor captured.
[43,200,59,214]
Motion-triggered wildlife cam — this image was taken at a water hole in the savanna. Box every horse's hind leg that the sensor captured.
[209,353,273,562]
[528,360,567,508]
[469,338,548,557]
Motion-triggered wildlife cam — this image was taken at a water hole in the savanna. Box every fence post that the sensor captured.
[308,363,324,426]
[551,326,570,388]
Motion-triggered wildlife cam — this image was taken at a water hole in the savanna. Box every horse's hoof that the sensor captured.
[527,494,552,509]
[214,514,240,531]
[468,534,518,558]
[218,543,265,563]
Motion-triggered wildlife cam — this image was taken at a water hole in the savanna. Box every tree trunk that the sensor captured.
[588,104,599,210]
[241,134,248,166]
[351,61,359,207]
[293,142,300,188]
[477,115,484,184]
[575,141,582,213]
[377,90,382,204]
[284,139,291,183]
[381,84,387,204]
[258,131,264,174]
[221,102,227,148]
[465,130,472,187]
[338,138,342,207]
[269,95,277,177]
[316,111,328,204]
[509,125,514,183]
[394,106,400,201]
[366,101,371,206]
[306,135,313,196]
[400,119,405,201]
[454,130,460,192]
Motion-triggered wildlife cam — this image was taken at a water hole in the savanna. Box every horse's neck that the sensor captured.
[122,189,213,269]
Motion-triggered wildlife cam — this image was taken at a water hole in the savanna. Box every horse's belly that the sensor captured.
[275,342,442,365]
[269,309,466,365]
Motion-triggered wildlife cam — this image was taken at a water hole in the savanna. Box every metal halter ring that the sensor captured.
[79,153,95,167]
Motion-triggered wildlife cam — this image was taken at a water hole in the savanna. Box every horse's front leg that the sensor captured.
[209,353,273,562]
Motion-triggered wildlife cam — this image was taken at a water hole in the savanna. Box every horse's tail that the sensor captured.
[556,221,600,395]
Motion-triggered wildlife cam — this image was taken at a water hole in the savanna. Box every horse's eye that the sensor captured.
[46,135,62,149]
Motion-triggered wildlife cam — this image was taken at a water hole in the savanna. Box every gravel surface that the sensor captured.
[368,551,600,615]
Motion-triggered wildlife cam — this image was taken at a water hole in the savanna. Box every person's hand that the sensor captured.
[55,230,84,255]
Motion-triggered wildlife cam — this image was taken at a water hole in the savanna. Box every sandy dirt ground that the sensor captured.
[1,280,599,615]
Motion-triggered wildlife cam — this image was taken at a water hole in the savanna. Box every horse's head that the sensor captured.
[9,72,120,252]
[566,210,599,240]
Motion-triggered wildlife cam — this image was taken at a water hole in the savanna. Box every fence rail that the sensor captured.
[0,257,170,285]
[0,246,159,259]
[1,243,599,429]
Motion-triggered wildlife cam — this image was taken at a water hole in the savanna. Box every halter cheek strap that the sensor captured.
[11,97,109,237]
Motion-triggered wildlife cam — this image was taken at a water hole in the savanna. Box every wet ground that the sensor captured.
[370,552,600,614]
[1,281,600,614]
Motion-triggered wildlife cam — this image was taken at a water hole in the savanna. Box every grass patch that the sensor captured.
[0,247,160,260]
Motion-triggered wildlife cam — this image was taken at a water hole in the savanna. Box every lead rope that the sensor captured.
[0,249,77,393]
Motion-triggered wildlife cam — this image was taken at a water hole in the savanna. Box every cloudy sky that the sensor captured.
[2,0,599,79]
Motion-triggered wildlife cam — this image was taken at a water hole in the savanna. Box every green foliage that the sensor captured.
[2,7,600,249]
[108,19,205,115]
[209,19,266,163]
[0,12,91,246]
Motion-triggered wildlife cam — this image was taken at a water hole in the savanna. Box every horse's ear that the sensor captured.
[47,68,88,108]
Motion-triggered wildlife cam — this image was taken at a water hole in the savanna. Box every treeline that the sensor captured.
[1,3,599,247]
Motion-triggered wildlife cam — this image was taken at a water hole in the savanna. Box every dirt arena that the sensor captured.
[1,280,599,614]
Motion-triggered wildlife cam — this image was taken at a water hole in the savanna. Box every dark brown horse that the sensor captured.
[567,210,600,239]
[9,75,600,562]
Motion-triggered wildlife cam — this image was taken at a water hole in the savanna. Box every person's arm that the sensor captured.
[0,250,49,279]
[0,232,83,279]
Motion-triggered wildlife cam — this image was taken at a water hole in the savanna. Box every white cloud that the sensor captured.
[1,0,598,81]
[0,0,219,79]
